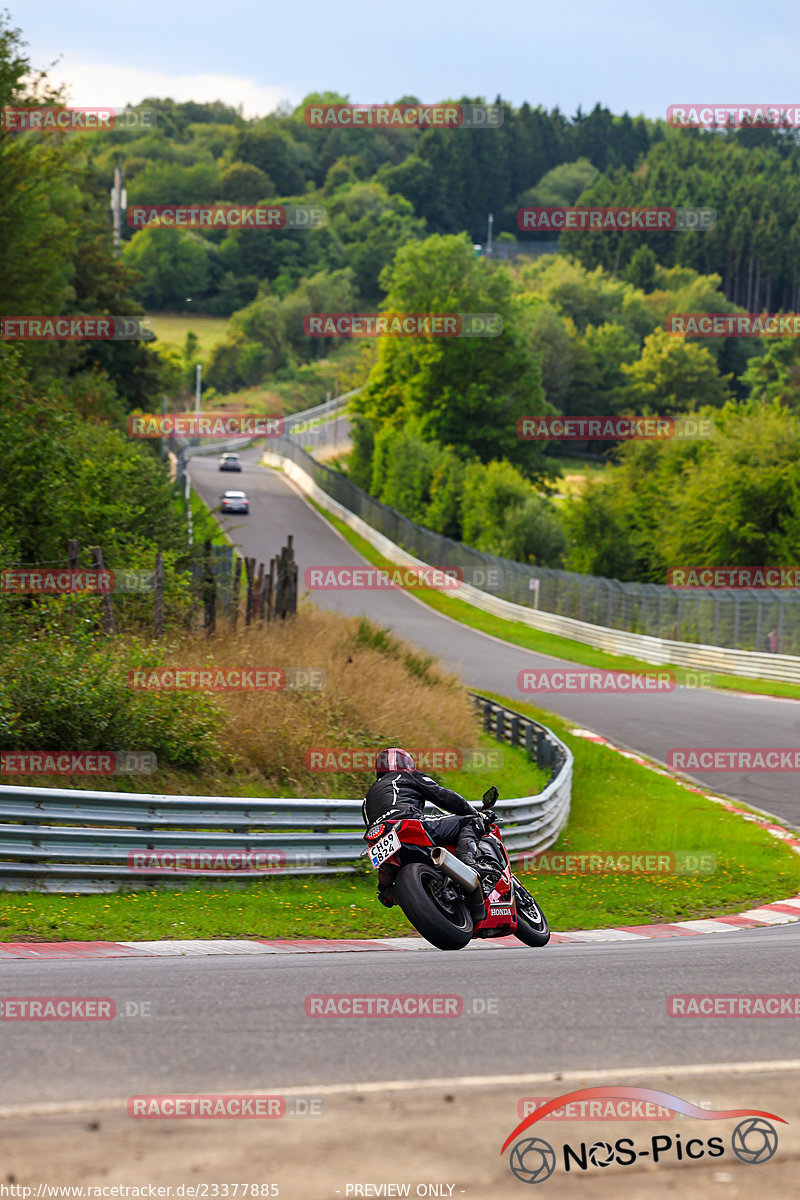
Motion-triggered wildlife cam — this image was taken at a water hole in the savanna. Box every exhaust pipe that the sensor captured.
[430,847,480,894]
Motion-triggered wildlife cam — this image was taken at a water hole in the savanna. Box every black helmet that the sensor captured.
[375,747,416,778]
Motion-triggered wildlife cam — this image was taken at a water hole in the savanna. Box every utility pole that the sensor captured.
[194,364,202,448]
[109,164,126,256]
[487,212,494,258]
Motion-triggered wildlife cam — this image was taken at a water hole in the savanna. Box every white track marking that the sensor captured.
[3,1059,800,1119]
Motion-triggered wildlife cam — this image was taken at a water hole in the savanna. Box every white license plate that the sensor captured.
[367,828,401,868]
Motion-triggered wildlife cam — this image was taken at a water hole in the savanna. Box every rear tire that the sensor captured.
[394,861,473,951]
[512,879,550,946]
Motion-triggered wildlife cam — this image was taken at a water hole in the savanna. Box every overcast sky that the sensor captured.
[15,0,800,122]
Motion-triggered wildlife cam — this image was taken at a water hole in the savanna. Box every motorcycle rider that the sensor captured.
[362,747,486,921]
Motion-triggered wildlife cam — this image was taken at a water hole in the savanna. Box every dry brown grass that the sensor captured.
[164,603,477,797]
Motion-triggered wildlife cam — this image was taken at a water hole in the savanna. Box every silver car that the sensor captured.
[220,490,249,514]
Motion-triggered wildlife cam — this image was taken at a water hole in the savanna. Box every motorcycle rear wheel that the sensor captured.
[394,861,473,951]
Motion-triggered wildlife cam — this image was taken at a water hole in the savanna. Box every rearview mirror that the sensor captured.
[482,785,498,807]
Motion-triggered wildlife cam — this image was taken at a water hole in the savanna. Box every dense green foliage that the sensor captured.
[6,7,800,585]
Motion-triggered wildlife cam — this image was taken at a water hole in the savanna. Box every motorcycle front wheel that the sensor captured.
[394,861,473,950]
[512,878,551,946]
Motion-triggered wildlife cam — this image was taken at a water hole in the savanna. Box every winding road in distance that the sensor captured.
[193,445,800,828]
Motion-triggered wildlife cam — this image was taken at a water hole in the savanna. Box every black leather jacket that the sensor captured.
[362,770,474,826]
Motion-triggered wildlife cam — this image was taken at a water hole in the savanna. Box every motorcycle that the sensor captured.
[363,785,550,951]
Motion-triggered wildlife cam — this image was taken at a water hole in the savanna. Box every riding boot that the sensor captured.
[454,824,486,922]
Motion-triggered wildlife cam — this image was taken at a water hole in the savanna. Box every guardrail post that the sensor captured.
[510,716,520,747]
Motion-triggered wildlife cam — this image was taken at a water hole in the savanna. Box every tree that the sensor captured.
[625,245,657,292]
[232,122,306,195]
[327,182,425,305]
[620,328,733,415]
[122,227,217,310]
[461,460,565,565]
[219,161,274,202]
[564,400,800,581]
[355,234,550,474]
[369,418,442,523]
[0,17,83,319]
[517,157,598,207]
[741,340,800,409]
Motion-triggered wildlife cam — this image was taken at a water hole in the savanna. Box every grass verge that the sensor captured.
[148,313,230,356]
[306,497,800,702]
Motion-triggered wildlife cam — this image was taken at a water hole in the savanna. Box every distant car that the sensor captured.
[220,490,249,514]
[219,453,241,472]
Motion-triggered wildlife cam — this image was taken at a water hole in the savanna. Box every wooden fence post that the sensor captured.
[202,539,216,636]
[67,539,80,629]
[265,557,274,623]
[276,544,287,618]
[254,562,265,622]
[231,555,242,630]
[288,559,298,615]
[90,546,116,635]
[244,557,255,625]
[153,551,164,639]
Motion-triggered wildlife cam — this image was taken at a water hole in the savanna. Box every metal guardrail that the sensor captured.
[168,388,361,477]
[267,439,800,684]
[0,696,571,892]
[264,435,800,658]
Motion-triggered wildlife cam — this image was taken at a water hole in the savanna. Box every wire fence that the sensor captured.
[275,435,800,655]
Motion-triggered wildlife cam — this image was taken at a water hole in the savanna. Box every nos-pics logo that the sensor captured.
[500,1087,785,1184]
